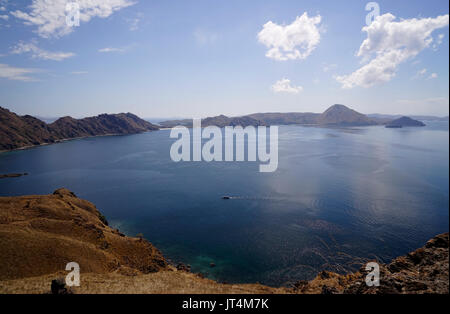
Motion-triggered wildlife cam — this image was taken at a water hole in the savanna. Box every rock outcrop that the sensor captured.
[295,233,449,294]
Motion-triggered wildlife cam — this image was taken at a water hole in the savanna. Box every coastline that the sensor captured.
[0,123,386,154]
[0,131,157,154]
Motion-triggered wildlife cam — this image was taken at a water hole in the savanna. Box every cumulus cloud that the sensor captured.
[0,63,39,81]
[11,42,75,61]
[258,12,322,61]
[11,0,135,38]
[336,13,449,89]
[70,71,88,75]
[0,14,8,20]
[428,73,438,79]
[271,78,303,94]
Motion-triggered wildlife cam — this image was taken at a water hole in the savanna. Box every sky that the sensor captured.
[0,0,449,119]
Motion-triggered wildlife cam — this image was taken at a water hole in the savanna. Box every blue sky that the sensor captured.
[0,0,449,118]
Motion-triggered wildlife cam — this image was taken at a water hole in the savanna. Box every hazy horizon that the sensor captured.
[3,104,449,122]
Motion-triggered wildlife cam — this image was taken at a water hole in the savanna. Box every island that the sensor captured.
[385,116,426,128]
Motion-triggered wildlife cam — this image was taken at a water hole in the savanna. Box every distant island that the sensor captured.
[0,107,159,151]
[160,104,430,128]
[0,173,28,179]
[1,104,433,152]
[385,116,426,128]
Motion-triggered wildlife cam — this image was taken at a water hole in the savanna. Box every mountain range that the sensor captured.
[1,104,430,151]
[0,107,159,151]
[160,104,390,127]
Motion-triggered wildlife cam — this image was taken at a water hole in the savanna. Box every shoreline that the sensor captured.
[0,123,388,154]
[0,131,157,154]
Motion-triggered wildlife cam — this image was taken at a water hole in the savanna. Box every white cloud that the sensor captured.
[0,63,39,81]
[11,42,75,61]
[428,73,438,79]
[0,14,8,20]
[271,78,303,94]
[98,47,127,53]
[11,0,135,38]
[0,7,6,12]
[258,12,322,61]
[336,13,449,89]
[70,71,88,75]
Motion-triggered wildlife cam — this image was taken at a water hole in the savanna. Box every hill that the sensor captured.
[246,112,319,125]
[0,107,60,150]
[160,105,379,127]
[0,107,159,151]
[385,116,426,128]
[159,114,265,128]
[316,104,378,126]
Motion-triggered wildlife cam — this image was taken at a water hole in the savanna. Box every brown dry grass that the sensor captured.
[0,188,166,281]
[0,270,289,294]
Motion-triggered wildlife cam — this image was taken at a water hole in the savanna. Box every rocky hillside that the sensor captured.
[0,107,159,151]
[296,232,448,294]
[0,188,167,280]
[0,190,447,294]
[0,107,59,151]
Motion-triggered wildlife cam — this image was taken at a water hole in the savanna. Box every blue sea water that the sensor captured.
[0,122,448,286]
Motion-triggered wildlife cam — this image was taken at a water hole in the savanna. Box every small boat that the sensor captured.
[222,196,231,200]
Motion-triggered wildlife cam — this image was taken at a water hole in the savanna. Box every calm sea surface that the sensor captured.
[0,122,448,286]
